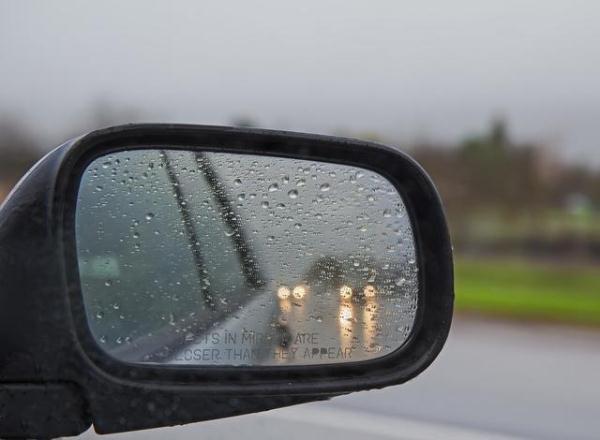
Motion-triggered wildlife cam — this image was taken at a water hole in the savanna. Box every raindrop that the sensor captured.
[268,183,279,192]
[237,193,246,201]
[261,201,269,209]
[383,209,392,218]
[395,278,406,287]
[296,179,306,187]
[320,183,330,192]
[145,212,155,220]
[234,178,242,186]
[288,189,298,199]
[104,280,112,287]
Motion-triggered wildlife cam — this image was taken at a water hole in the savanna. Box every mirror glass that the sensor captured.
[76,149,419,366]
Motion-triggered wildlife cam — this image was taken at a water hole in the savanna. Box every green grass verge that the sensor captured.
[454,257,600,326]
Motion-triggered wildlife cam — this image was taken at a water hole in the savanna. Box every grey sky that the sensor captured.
[1,0,599,166]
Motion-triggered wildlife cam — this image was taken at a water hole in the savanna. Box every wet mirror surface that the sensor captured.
[76,149,419,366]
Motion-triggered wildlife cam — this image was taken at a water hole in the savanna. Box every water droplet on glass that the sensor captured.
[268,183,279,192]
[237,193,246,201]
[261,201,269,209]
[320,183,330,192]
[288,189,298,199]
[383,209,392,218]
[395,278,406,287]
[296,179,306,187]
[145,212,155,220]
[104,280,112,287]
[234,178,242,186]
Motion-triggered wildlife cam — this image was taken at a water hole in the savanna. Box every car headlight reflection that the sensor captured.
[277,286,291,300]
[292,285,307,300]
[339,285,353,299]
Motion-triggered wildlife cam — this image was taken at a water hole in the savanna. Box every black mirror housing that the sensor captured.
[0,124,453,438]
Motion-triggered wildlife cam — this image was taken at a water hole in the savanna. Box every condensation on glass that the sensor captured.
[75,149,419,366]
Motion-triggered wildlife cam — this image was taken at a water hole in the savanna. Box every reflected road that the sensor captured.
[169,282,410,366]
[272,285,403,365]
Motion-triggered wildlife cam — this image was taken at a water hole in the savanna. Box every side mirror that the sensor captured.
[0,124,453,438]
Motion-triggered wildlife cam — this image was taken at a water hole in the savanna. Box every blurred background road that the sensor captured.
[77,316,600,440]
[328,317,600,440]
[2,1,599,439]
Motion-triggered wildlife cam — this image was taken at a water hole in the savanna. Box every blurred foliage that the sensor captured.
[231,115,258,128]
[412,118,600,259]
[0,118,41,200]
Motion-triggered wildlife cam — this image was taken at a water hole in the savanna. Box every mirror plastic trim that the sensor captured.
[56,124,453,395]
